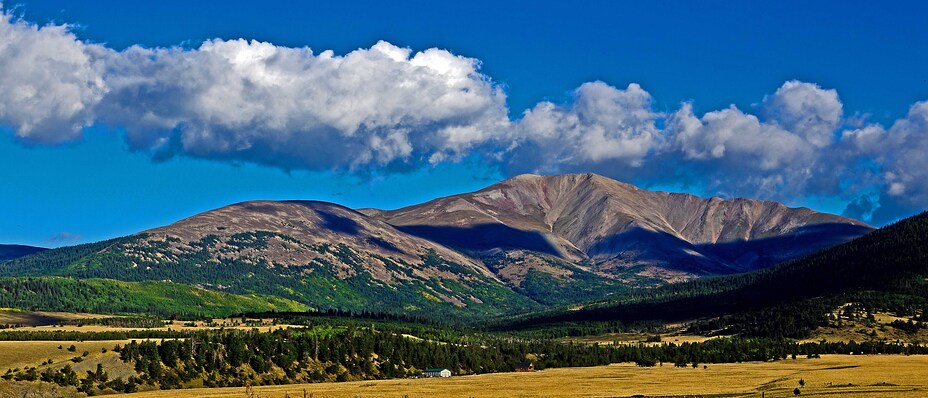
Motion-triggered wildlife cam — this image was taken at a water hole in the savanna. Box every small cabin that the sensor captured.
[422,368,452,378]
[515,362,535,372]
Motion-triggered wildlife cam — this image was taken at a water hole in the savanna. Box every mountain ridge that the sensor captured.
[370,173,871,282]
[0,244,47,262]
[0,173,872,316]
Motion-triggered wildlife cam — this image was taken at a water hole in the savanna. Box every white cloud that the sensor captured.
[841,124,887,156]
[669,103,812,169]
[663,101,821,199]
[509,82,661,173]
[877,102,928,202]
[838,101,928,223]
[91,39,509,169]
[0,10,105,143]
[762,81,842,148]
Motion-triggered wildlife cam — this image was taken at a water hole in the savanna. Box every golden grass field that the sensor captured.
[0,339,152,380]
[116,355,928,398]
[3,311,928,397]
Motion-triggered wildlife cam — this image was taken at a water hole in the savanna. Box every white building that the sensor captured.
[422,368,452,378]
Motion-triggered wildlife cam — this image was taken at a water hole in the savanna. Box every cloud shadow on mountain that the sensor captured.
[587,223,872,275]
[694,223,874,272]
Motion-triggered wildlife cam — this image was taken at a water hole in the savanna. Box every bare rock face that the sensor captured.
[371,174,873,282]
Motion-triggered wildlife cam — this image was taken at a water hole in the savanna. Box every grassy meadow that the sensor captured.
[0,340,133,374]
[2,311,928,397]
[118,355,928,398]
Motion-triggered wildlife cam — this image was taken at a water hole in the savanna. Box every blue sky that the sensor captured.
[2,0,928,247]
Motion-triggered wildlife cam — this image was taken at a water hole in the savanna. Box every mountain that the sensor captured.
[0,174,872,318]
[0,244,46,261]
[0,201,538,318]
[505,211,928,338]
[367,173,872,288]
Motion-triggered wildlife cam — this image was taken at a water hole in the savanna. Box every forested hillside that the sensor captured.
[0,277,309,318]
[505,211,928,338]
[0,230,539,319]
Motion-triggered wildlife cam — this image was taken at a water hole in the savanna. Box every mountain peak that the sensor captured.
[497,173,638,194]
[372,173,873,280]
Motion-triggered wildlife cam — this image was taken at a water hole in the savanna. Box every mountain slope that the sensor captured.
[0,277,310,317]
[506,211,928,338]
[0,201,538,318]
[0,244,46,261]
[368,173,871,284]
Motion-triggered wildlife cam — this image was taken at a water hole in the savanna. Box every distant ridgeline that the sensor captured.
[0,244,46,262]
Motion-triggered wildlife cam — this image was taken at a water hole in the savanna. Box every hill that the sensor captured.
[0,277,309,317]
[505,211,928,338]
[0,245,46,261]
[0,201,538,318]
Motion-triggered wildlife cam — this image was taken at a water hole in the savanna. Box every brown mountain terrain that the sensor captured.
[141,200,487,280]
[43,200,538,315]
[0,174,874,313]
[365,173,872,285]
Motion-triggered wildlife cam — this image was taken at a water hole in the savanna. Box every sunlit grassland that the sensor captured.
[0,340,144,374]
[119,355,928,398]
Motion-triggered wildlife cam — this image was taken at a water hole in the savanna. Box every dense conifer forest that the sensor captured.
[0,277,309,318]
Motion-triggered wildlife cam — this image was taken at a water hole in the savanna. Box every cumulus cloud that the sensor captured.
[762,81,842,148]
[92,39,509,169]
[663,102,816,199]
[840,101,928,224]
[0,10,105,143]
[505,80,925,223]
[0,5,508,168]
[670,103,812,169]
[507,81,844,202]
[2,5,927,225]
[507,82,661,174]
